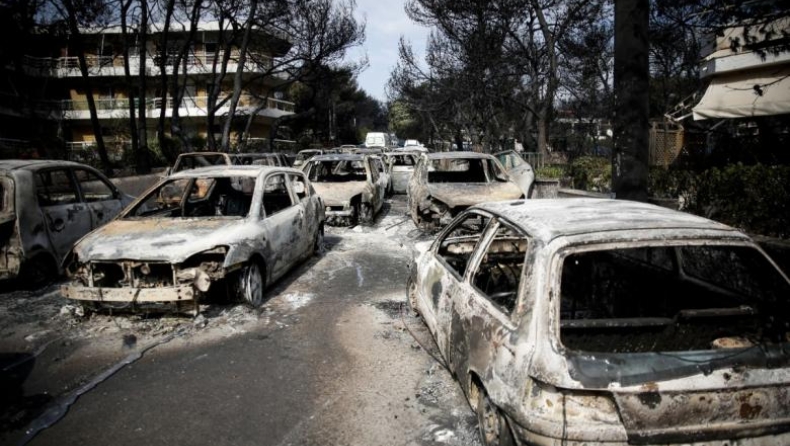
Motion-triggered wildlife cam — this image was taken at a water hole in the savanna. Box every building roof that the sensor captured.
[475,198,744,244]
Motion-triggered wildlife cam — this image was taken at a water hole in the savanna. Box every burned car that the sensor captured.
[408,198,790,446]
[494,150,535,196]
[231,153,290,167]
[384,152,418,194]
[1,160,133,283]
[62,165,325,313]
[170,152,231,175]
[293,149,324,168]
[407,152,523,228]
[303,154,386,226]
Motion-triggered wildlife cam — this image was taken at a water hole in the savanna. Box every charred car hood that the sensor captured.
[73,218,240,263]
[312,182,368,206]
[428,182,523,208]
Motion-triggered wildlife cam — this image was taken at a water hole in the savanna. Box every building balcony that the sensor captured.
[20,52,290,82]
[58,95,295,120]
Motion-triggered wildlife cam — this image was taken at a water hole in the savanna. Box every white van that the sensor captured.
[364,132,391,148]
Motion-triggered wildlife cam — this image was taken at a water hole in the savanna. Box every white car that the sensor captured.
[303,154,387,225]
[62,165,325,313]
[409,199,790,446]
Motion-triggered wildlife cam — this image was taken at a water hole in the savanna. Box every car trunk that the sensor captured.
[611,382,790,444]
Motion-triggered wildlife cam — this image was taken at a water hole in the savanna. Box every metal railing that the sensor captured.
[59,94,294,113]
[521,151,545,169]
[22,51,276,73]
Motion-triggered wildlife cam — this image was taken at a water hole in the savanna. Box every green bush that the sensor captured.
[535,164,566,180]
[567,156,611,193]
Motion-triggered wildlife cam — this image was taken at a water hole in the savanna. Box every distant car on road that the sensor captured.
[409,199,790,446]
[62,165,325,313]
[303,154,387,226]
[407,152,523,228]
[0,160,133,284]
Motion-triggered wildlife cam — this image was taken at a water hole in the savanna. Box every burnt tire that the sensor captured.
[19,255,57,290]
[406,277,420,317]
[475,383,515,446]
[235,262,264,307]
[359,202,374,224]
[312,224,325,255]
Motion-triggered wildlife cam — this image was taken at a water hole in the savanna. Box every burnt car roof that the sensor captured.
[309,154,368,161]
[475,198,744,243]
[427,152,494,160]
[0,159,89,171]
[168,165,303,178]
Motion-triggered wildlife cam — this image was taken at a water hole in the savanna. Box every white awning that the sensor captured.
[692,65,790,120]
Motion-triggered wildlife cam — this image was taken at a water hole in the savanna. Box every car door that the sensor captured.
[365,160,382,211]
[73,167,124,229]
[287,173,315,257]
[34,168,92,261]
[259,172,301,279]
[450,219,531,381]
[417,211,492,358]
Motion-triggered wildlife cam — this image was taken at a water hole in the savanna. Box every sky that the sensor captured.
[345,0,431,102]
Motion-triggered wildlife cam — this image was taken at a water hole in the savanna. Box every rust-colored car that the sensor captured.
[409,198,790,446]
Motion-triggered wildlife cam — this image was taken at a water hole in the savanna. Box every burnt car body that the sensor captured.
[494,150,535,196]
[231,153,290,167]
[407,152,523,228]
[0,160,133,282]
[303,154,386,226]
[408,198,790,446]
[62,165,325,312]
[170,152,231,175]
[384,152,418,194]
[293,149,324,168]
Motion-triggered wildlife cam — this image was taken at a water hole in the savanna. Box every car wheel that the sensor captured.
[236,262,264,307]
[475,383,515,446]
[20,255,57,290]
[313,224,325,255]
[359,202,374,224]
[406,277,420,317]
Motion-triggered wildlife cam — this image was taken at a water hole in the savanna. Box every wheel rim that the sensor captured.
[314,226,325,254]
[242,264,263,307]
[407,279,419,316]
[478,388,502,446]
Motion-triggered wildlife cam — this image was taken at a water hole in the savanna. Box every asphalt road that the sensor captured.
[1,196,481,446]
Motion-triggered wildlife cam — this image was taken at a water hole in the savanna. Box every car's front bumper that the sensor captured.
[61,284,196,302]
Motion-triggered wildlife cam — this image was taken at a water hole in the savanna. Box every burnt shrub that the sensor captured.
[685,164,790,239]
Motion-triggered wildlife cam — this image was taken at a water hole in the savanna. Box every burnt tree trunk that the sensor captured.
[612,0,649,201]
[136,0,150,173]
[63,0,112,174]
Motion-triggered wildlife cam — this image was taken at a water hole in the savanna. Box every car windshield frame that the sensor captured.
[305,159,370,183]
[550,238,790,388]
[427,157,498,184]
[123,175,257,220]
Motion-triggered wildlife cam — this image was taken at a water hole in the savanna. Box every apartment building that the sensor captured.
[1,22,296,159]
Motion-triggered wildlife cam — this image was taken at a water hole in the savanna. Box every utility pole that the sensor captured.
[612,0,649,201]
